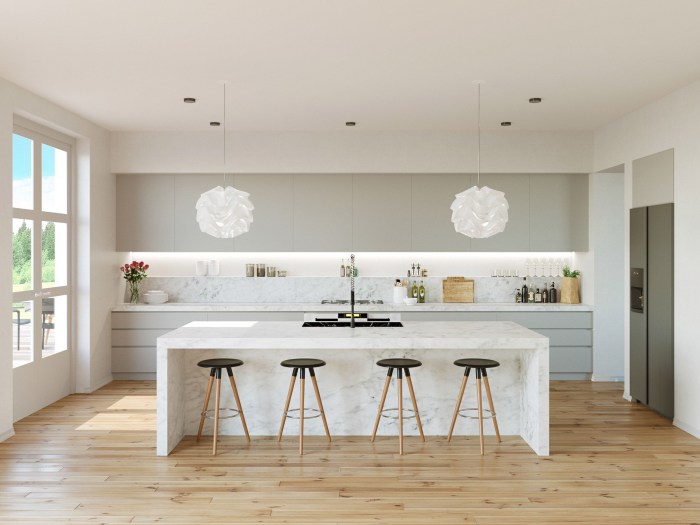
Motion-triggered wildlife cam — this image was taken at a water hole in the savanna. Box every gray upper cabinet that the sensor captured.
[529,174,589,251]
[293,174,353,251]
[353,174,412,251]
[232,174,294,252]
[471,174,530,252]
[116,174,175,251]
[173,174,234,252]
[411,174,470,252]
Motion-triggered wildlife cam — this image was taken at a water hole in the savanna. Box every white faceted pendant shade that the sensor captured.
[450,185,509,239]
[196,186,255,239]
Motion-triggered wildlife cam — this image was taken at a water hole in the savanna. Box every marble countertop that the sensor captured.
[115,302,592,312]
[158,320,549,350]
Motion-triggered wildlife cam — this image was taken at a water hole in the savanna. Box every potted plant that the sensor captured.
[560,265,581,304]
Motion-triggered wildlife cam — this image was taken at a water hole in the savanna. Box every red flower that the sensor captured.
[131,262,138,268]
[139,261,144,267]
[120,266,125,272]
[144,265,150,270]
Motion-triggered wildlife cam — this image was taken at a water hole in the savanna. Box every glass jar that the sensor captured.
[246,264,255,277]
[256,264,266,277]
[267,266,276,277]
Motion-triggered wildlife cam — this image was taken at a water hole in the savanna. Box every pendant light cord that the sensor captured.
[477,82,481,187]
[223,83,227,185]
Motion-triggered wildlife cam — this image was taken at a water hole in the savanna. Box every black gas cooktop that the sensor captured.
[302,321,402,328]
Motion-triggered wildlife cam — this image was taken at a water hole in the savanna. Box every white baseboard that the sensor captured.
[673,418,700,440]
[591,375,624,382]
[622,392,632,401]
[0,427,16,443]
[75,374,113,394]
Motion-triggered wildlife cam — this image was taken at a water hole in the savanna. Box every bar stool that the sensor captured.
[277,358,331,455]
[196,358,250,455]
[447,358,501,455]
[371,358,425,455]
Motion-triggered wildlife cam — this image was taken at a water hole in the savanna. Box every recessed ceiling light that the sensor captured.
[529,97,542,103]
[184,97,196,103]
[210,122,220,126]
[501,122,512,127]
[345,121,356,127]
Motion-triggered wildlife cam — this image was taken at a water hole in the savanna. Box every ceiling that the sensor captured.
[1,0,700,132]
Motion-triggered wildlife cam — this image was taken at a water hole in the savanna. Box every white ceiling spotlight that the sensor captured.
[451,81,509,239]
[196,82,254,239]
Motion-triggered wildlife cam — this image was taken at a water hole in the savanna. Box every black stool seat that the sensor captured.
[454,358,500,369]
[377,358,422,369]
[281,358,326,368]
[197,358,243,369]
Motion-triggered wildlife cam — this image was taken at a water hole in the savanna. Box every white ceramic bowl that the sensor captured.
[403,297,418,306]
[143,292,168,304]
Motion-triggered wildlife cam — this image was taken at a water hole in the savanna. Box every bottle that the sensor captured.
[411,281,419,299]
[340,259,346,277]
[418,281,426,303]
[411,263,416,277]
[515,289,522,303]
[528,286,535,303]
[549,282,557,303]
[542,286,549,303]
[534,288,542,303]
[353,265,358,277]
[521,278,529,303]
[346,263,352,278]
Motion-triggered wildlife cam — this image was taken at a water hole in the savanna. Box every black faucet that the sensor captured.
[350,254,355,328]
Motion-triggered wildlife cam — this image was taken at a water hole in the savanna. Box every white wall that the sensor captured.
[111,130,594,174]
[594,77,700,438]
[0,76,114,433]
[632,149,674,207]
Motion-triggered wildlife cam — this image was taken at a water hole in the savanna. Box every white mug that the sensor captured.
[195,260,208,276]
[208,260,220,276]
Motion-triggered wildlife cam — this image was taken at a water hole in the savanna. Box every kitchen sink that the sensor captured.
[302,321,403,328]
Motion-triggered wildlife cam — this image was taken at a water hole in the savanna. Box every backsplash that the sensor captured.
[134,276,562,304]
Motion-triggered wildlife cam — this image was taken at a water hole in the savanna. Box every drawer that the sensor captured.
[532,328,592,346]
[112,329,172,347]
[498,311,592,329]
[206,312,302,322]
[112,346,156,373]
[550,346,592,373]
[400,312,497,322]
[112,312,207,329]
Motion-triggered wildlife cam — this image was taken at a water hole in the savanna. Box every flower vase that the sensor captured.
[128,281,141,303]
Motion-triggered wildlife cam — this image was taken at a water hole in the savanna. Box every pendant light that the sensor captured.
[450,82,509,239]
[196,82,254,239]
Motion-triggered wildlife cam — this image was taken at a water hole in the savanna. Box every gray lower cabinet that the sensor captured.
[400,310,593,379]
[111,311,303,378]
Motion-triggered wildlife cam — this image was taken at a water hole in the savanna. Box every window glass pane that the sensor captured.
[12,134,33,210]
[12,219,33,293]
[12,302,33,367]
[42,221,67,288]
[42,295,67,358]
[42,144,68,214]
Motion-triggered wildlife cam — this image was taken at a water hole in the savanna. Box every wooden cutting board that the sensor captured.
[442,277,474,303]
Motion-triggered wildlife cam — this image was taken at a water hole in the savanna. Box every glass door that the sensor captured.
[12,126,71,390]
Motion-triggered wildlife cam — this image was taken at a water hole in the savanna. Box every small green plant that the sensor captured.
[562,265,581,278]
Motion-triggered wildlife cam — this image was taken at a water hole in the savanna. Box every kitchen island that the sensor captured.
[157,320,549,456]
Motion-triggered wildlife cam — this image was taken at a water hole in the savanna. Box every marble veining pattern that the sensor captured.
[157,321,549,456]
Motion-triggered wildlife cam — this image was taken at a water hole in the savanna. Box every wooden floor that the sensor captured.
[1,381,699,524]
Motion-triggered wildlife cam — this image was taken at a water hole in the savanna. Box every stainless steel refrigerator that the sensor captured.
[630,203,674,419]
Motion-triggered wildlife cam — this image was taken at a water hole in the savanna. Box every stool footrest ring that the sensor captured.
[201,407,241,421]
[285,407,323,420]
[380,407,418,420]
[457,407,496,420]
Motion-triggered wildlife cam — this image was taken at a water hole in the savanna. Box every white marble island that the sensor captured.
[157,321,549,456]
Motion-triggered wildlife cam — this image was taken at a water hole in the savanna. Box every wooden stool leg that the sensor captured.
[483,372,501,443]
[213,369,222,455]
[310,370,331,442]
[398,369,404,455]
[371,368,393,442]
[476,369,484,455]
[278,369,298,441]
[404,370,424,442]
[197,370,216,442]
[299,369,306,455]
[226,367,250,443]
[447,368,470,442]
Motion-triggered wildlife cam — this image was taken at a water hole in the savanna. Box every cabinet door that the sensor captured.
[529,173,589,251]
[173,174,235,252]
[471,174,530,252]
[353,174,412,251]
[232,174,294,252]
[116,174,174,251]
[293,174,353,251]
[411,174,470,252]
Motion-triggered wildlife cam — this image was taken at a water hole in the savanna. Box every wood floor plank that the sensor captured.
[0,380,699,523]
